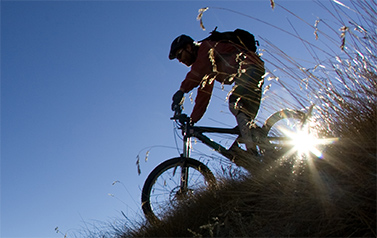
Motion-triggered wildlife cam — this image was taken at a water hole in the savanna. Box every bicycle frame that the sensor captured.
[179,119,243,161]
[173,105,309,169]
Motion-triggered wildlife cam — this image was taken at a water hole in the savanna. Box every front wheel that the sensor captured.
[141,157,216,222]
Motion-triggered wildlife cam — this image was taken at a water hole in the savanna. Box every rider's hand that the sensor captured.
[171,90,184,111]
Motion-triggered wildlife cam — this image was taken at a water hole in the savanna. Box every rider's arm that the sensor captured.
[190,80,214,123]
[179,42,216,123]
[180,41,214,93]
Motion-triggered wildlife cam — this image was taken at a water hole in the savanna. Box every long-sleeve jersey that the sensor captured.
[179,40,264,123]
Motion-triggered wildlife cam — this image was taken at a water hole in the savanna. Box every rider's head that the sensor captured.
[169,35,198,67]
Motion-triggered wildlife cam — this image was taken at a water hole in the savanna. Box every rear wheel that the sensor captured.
[260,109,306,154]
[141,157,216,222]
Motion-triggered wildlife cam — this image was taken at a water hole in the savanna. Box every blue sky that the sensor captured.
[1,1,346,237]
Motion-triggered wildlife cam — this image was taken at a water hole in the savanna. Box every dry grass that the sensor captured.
[113,1,376,237]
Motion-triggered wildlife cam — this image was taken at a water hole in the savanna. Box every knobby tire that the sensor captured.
[141,157,216,222]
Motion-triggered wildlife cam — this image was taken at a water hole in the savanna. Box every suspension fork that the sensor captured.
[182,134,192,158]
[179,127,192,194]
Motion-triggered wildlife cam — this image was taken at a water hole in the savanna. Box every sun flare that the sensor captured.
[284,126,338,159]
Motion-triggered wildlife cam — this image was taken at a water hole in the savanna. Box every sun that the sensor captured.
[282,125,338,159]
[291,129,323,157]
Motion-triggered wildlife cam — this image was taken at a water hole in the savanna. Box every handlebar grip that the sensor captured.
[171,105,181,120]
[173,105,182,115]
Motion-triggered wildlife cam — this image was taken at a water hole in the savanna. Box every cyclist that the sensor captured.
[169,34,265,154]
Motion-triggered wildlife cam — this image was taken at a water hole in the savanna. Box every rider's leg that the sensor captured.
[229,96,258,154]
[229,66,264,154]
[237,112,258,154]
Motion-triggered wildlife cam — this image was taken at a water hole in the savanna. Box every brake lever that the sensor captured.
[170,112,181,120]
[171,105,183,120]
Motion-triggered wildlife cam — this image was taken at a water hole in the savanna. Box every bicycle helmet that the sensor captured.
[169,34,194,60]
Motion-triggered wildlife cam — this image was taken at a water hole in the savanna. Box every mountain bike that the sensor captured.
[141,105,312,222]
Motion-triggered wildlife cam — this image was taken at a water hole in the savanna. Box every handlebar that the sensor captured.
[170,105,191,125]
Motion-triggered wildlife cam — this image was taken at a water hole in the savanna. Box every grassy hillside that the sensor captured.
[123,108,375,237]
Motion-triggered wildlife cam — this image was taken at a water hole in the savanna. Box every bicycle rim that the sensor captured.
[262,109,305,153]
[141,157,215,222]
